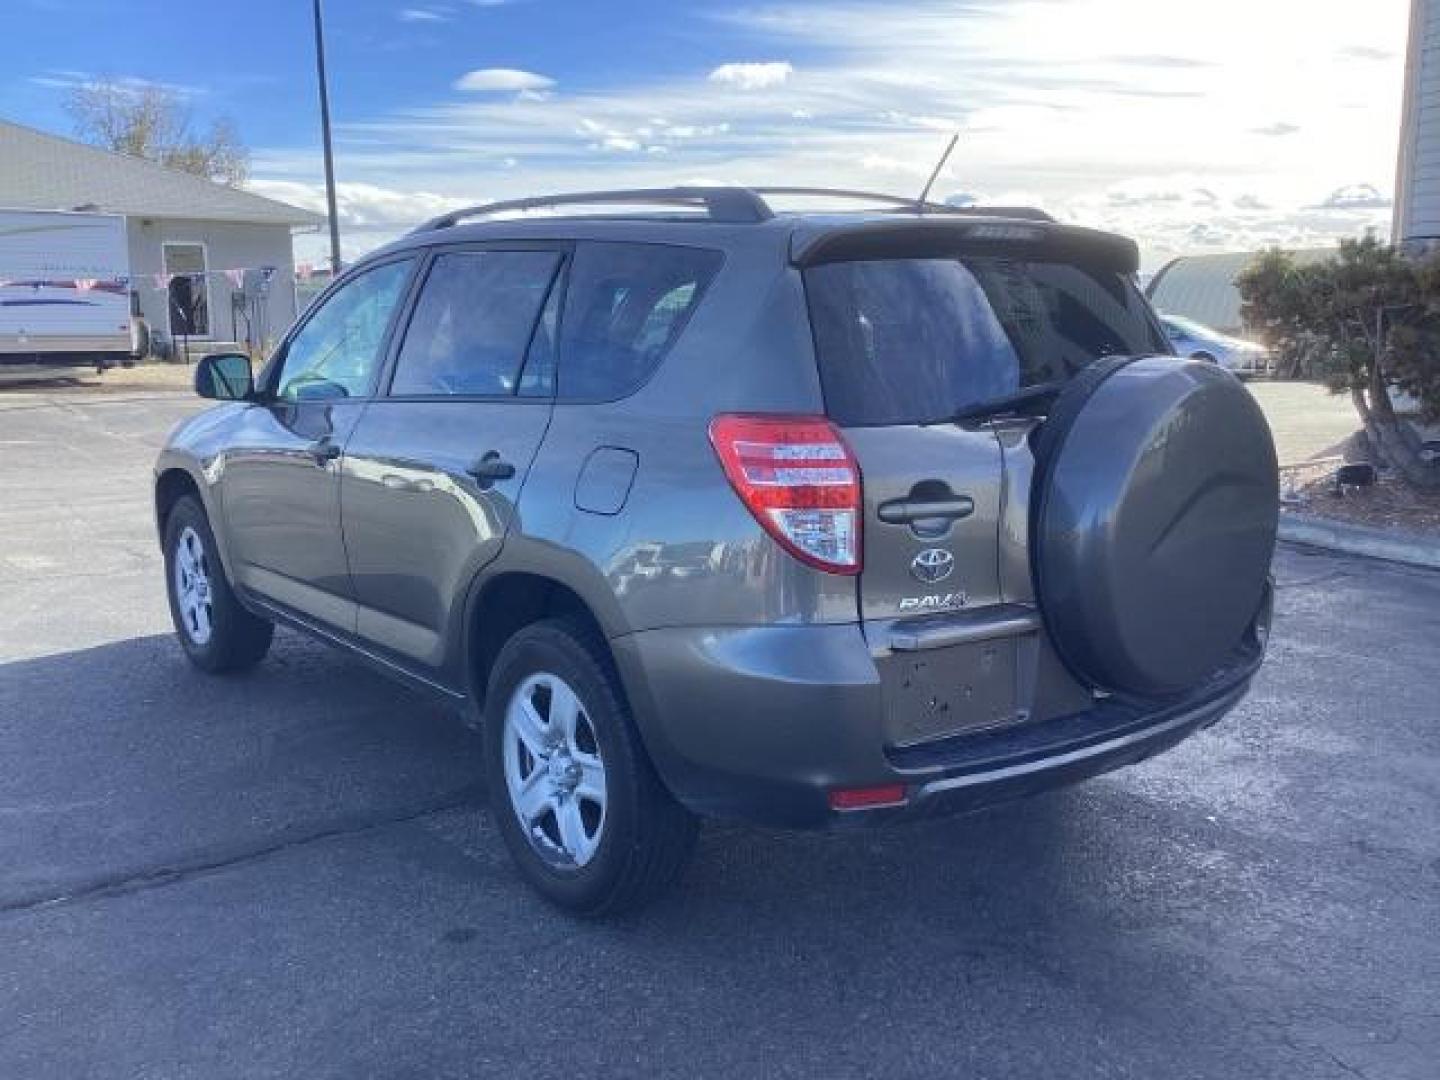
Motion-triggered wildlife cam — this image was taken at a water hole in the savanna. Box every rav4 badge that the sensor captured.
[898,592,967,613]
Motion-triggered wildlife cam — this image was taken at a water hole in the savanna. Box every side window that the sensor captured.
[391,250,562,397]
[276,259,413,401]
[558,242,722,401]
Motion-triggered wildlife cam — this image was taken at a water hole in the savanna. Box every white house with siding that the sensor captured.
[0,118,321,354]
[1395,0,1440,246]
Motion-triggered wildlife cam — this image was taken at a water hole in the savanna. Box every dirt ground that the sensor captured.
[1290,456,1440,536]
[1236,381,1440,537]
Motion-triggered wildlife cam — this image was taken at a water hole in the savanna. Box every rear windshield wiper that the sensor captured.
[931,379,1069,426]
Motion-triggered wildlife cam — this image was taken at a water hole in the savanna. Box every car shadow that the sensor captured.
[0,629,482,908]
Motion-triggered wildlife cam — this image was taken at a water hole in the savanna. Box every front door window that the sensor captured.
[165,243,210,337]
[275,258,415,401]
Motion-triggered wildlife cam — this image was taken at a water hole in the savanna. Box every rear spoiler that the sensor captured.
[789,218,1140,275]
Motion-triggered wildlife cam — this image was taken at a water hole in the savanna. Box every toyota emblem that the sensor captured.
[910,548,955,584]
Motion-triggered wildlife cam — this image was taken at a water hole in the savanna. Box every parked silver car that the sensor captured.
[1159,311,1269,375]
[154,188,1279,913]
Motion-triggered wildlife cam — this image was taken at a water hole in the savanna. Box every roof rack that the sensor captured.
[415,187,774,232]
[748,188,1055,222]
[748,187,941,210]
[411,186,1055,233]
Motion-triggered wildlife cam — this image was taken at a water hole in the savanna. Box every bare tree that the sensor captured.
[64,80,250,187]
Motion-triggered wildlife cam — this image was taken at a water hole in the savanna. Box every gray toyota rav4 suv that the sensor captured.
[155,188,1278,913]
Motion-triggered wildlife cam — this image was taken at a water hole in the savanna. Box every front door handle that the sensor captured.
[307,437,341,467]
[467,451,516,489]
[877,496,975,525]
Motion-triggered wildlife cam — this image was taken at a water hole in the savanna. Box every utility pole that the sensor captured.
[312,0,343,275]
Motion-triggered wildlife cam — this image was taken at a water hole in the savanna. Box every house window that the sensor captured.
[164,243,210,337]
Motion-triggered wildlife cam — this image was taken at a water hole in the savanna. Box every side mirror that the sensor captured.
[195,352,255,401]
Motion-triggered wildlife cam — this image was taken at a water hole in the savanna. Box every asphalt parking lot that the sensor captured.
[2,381,1438,1079]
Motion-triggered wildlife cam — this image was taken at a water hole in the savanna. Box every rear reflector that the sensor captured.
[708,413,861,575]
[828,784,907,811]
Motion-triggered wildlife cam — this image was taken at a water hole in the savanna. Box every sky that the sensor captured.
[0,0,1412,270]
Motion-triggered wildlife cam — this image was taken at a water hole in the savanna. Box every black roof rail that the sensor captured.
[414,187,774,232]
[411,185,1056,234]
[748,187,941,209]
[747,188,1055,222]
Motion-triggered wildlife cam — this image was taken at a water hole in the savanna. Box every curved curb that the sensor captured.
[1279,512,1440,571]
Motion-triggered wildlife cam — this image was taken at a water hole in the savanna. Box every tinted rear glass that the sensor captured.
[805,257,1166,426]
[558,242,722,401]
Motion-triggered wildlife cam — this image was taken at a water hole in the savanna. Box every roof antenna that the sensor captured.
[915,131,961,211]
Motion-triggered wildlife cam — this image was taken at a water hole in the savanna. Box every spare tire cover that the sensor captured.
[1031,356,1278,698]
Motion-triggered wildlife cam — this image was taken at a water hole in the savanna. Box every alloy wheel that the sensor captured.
[502,671,608,867]
[173,525,214,646]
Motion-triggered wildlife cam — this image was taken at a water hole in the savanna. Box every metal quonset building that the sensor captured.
[1146,250,1334,336]
[1395,0,1440,246]
[0,119,321,356]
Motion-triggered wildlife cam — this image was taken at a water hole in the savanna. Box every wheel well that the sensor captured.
[468,573,609,706]
[155,468,201,536]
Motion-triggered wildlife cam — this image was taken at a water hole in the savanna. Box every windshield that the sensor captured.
[805,256,1166,426]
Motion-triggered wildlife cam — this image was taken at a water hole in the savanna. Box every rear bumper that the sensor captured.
[613,615,1265,829]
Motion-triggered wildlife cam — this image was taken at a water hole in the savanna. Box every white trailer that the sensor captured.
[0,208,134,376]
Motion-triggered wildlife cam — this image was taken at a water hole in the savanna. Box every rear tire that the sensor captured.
[163,495,273,673]
[483,617,697,915]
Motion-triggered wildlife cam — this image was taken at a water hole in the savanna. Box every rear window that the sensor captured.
[804,257,1166,426]
[558,242,722,401]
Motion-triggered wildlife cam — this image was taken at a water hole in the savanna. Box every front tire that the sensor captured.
[163,495,274,673]
[483,617,697,915]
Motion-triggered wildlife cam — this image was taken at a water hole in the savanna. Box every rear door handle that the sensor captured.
[466,451,516,489]
[877,496,975,525]
[307,437,341,467]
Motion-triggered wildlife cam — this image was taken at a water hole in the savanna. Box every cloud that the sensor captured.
[708,62,794,90]
[1314,183,1392,210]
[1251,121,1300,136]
[249,0,1410,270]
[399,7,450,22]
[1104,54,1217,69]
[29,70,204,98]
[454,68,555,92]
[1106,188,1186,208]
[248,179,470,230]
[1338,45,1394,61]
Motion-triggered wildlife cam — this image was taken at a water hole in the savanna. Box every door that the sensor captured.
[805,257,1010,625]
[219,256,416,630]
[802,248,1170,744]
[341,246,565,670]
[164,243,210,338]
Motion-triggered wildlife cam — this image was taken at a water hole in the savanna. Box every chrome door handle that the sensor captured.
[466,451,516,489]
[876,496,975,525]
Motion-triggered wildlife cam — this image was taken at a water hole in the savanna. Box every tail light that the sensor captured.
[708,413,861,575]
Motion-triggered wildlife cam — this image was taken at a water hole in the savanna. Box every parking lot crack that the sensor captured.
[0,786,482,917]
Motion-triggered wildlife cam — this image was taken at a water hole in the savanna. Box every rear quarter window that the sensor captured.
[805,256,1166,426]
[558,242,722,401]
